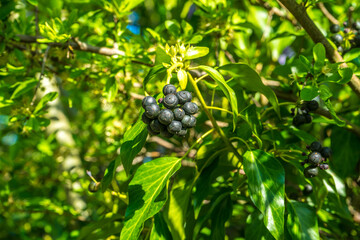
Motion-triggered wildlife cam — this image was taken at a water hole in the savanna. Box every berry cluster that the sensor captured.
[302,141,332,178]
[141,84,198,138]
[330,20,360,53]
[291,100,319,127]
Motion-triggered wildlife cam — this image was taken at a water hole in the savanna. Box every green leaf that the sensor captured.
[150,213,172,240]
[331,127,360,178]
[11,79,38,99]
[338,68,353,84]
[104,77,118,102]
[177,69,188,90]
[120,157,181,240]
[240,104,262,147]
[33,92,58,114]
[100,160,116,192]
[343,48,360,62]
[319,85,332,101]
[287,200,320,240]
[299,55,311,71]
[313,43,326,73]
[324,100,345,127]
[120,120,148,175]
[144,65,167,92]
[184,47,209,60]
[245,210,275,240]
[219,63,280,118]
[210,193,232,240]
[243,149,285,240]
[165,20,181,37]
[300,86,319,101]
[197,65,238,130]
[27,0,38,6]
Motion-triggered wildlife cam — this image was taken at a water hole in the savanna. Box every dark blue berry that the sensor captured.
[182,102,198,115]
[173,108,185,121]
[142,113,152,124]
[147,125,159,136]
[310,141,322,152]
[181,115,196,128]
[293,114,306,127]
[168,120,182,134]
[308,151,322,165]
[150,119,166,133]
[158,109,174,125]
[303,184,313,195]
[142,96,157,109]
[176,91,192,105]
[305,100,319,111]
[331,34,343,45]
[330,24,340,33]
[163,84,177,95]
[176,128,187,137]
[321,147,332,158]
[163,93,179,109]
[145,104,160,119]
[353,20,360,30]
[160,128,174,138]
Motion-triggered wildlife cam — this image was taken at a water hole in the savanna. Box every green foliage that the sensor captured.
[1,0,360,239]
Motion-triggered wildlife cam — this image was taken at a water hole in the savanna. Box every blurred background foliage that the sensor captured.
[1,0,360,239]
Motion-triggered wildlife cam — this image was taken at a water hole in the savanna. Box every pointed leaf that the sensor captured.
[219,63,280,118]
[144,65,167,91]
[150,213,172,240]
[11,79,38,99]
[177,69,188,90]
[324,100,345,127]
[243,149,285,240]
[120,157,181,240]
[287,200,320,240]
[33,91,58,114]
[184,47,209,60]
[245,210,275,240]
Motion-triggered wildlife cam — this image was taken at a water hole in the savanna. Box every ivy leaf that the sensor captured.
[177,69,188,90]
[184,47,209,60]
[197,65,238,130]
[219,63,280,118]
[120,157,181,240]
[287,200,320,240]
[243,149,285,240]
[120,119,148,175]
[33,91,58,114]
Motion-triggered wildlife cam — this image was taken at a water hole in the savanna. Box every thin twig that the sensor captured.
[317,3,339,25]
[278,0,360,97]
[30,46,51,106]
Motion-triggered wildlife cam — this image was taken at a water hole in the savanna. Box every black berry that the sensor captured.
[337,46,344,53]
[168,120,182,134]
[330,24,340,33]
[303,184,313,195]
[183,102,199,115]
[310,141,322,152]
[142,96,157,109]
[163,93,179,109]
[145,104,160,119]
[176,128,187,137]
[353,20,360,31]
[308,151,322,165]
[142,113,152,124]
[305,100,319,111]
[304,166,319,178]
[147,125,159,135]
[293,114,306,127]
[150,119,166,133]
[176,91,192,105]
[331,34,343,45]
[160,128,174,138]
[181,115,196,128]
[304,113,312,124]
[163,84,177,95]
[173,108,185,120]
[320,147,332,158]
[158,109,174,125]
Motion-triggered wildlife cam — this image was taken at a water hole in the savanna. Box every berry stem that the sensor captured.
[181,128,215,160]
[206,106,233,115]
[187,72,243,162]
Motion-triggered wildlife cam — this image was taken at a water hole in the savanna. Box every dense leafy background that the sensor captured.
[1,0,360,239]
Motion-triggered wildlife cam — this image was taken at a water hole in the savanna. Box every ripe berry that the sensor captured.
[331,34,343,45]
[163,84,177,95]
[293,114,306,127]
[181,115,196,128]
[353,20,360,31]
[145,104,160,119]
[177,128,187,137]
[173,108,185,120]
[176,91,192,105]
[319,163,329,170]
[183,102,199,115]
[304,166,319,178]
[142,96,157,109]
[337,46,344,53]
[147,125,159,135]
[168,120,182,134]
[88,181,100,192]
[160,128,174,138]
[310,141,322,152]
[305,100,319,111]
[308,151,322,165]
[304,113,312,124]
[330,24,340,33]
[320,147,332,158]
[158,109,174,125]
[150,119,166,133]
[142,113,152,124]
[303,184,313,195]
[163,93,179,109]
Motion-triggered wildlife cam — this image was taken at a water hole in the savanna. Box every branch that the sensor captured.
[12,34,154,67]
[278,0,360,98]
[317,3,339,25]
[256,0,297,25]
